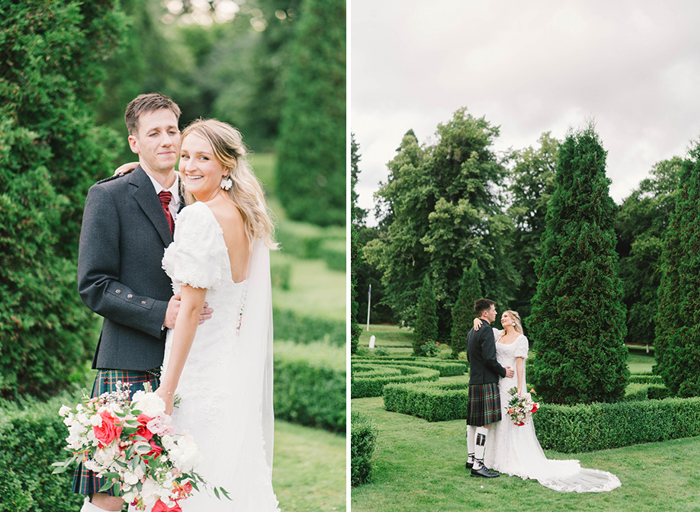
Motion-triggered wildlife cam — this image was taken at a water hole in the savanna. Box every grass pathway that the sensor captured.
[273,420,346,511]
[351,397,700,512]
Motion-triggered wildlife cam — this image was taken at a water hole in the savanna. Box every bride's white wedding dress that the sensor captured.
[157,201,280,511]
[484,331,621,493]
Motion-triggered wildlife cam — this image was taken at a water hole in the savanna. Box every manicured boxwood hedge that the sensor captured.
[628,374,664,385]
[0,393,84,512]
[352,358,467,377]
[534,397,700,453]
[351,412,378,487]
[351,364,439,398]
[274,341,346,432]
[273,308,345,346]
[383,381,470,422]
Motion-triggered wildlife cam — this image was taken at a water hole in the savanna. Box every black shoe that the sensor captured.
[471,465,500,478]
[465,460,473,470]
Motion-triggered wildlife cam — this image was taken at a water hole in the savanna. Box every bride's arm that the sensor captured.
[516,357,524,396]
[156,284,207,414]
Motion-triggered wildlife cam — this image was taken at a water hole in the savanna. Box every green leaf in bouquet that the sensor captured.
[214,487,220,499]
[219,487,232,500]
[51,457,76,474]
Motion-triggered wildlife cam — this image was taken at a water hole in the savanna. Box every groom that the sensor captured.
[465,298,513,478]
[72,93,211,511]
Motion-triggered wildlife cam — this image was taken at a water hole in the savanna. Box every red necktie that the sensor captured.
[158,190,174,234]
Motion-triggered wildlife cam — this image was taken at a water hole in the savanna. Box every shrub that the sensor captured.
[629,374,664,385]
[413,275,439,354]
[352,359,466,377]
[0,0,126,400]
[0,391,85,512]
[383,381,470,422]
[529,123,629,404]
[271,259,292,290]
[276,220,344,259]
[351,365,439,398]
[275,0,345,226]
[451,262,480,359]
[351,412,377,487]
[273,308,345,346]
[534,397,700,453]
[321,238,346,272]
[273,341,345,433]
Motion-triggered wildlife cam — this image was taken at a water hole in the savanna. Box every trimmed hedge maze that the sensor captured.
[351,359,467,398]
[375,371,700,453]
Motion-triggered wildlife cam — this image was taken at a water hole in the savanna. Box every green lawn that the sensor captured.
[351,396,700,512]
[274,420,346,511]
[359,324,415,349]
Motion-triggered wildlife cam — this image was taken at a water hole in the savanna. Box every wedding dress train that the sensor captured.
[484,332,621,493]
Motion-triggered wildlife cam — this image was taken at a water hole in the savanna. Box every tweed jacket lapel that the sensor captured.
[130,165,174,246]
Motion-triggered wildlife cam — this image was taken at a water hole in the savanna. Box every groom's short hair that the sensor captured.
[474,298,495,316]
[125,93,181,135]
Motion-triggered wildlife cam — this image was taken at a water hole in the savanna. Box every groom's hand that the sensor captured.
[505,366,514,378]
[164,292,213,328]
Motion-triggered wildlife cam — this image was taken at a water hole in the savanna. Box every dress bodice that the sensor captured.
[162,201,246,330]
[494,331,529,370]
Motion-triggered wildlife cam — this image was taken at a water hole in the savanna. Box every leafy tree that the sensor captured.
[413,275,439,354]
[506,133,559,319]
[0,0,127,398]
[365,108,517,339]
[655,142,700,397]
[276,0,345,225]
[616,158,681,346]
[451,261,481,359]
[528,123,629,405]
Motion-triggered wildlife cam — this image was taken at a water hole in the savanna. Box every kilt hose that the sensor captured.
[72,369,160,496]
[466,382,502,426]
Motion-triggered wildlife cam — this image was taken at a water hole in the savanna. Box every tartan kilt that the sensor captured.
[466,382,502,426]
[72,369,160,496]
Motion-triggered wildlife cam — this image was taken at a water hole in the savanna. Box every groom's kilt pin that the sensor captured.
[72,369,160,496]
[467,382,502,426]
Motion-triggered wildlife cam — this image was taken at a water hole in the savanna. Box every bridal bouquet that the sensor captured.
[505,387,539,426]
[53,382,229,511]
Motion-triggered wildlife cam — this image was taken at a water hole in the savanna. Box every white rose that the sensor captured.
[132,391,166,417]
[123,471,139,486]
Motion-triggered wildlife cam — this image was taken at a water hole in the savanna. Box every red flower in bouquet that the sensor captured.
[152,500,182,512]
[131,414,154,442]
[93,410,122,447]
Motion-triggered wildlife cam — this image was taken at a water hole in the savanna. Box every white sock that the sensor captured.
[473,426,489,469]
[466,425,476,462]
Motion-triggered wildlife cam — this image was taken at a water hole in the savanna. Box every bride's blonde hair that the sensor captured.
[180,119,277,250]
[504,310,523,334]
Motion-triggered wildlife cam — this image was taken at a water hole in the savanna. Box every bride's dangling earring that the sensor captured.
[220,174,233,191]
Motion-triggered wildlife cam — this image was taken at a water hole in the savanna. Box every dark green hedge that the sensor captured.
[367,360,466,377]
[351,412,378,487]
[351,365,439,398]
[534,397,700,453]
[629,374,664,385]
[383,381,469,422]
[273,308,345,346]
[273,341,346,433]
[320,238,346,272]
[0,393,84,512]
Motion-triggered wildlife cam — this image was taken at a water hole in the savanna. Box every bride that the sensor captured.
[474,310,621,493]
[151,119,280,510]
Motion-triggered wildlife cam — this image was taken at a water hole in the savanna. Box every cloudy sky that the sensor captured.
[351,0,700,225]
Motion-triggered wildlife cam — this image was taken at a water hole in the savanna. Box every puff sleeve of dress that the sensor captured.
[514,335,529,360]
[162,202,228,290]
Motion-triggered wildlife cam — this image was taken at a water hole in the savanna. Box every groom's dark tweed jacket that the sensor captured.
[467,319,508,384]
[78,165,177,371]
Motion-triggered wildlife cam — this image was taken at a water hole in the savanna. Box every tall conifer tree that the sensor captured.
[655,142,700,397]
[451,261,481,359]
[413,274,439,354]
[529,123,628,404]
